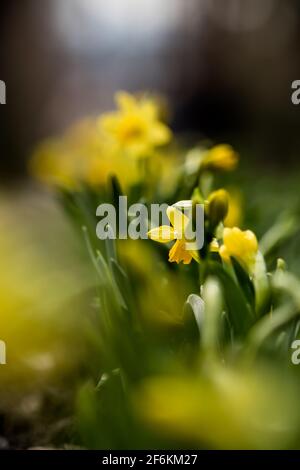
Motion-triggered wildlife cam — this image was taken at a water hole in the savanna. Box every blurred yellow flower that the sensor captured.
[30,138,77,188]
[0,194,93,386]
[202,144,239,171]
[134,366,299,449]
[147,205,199,265]
[220,227,258,272]
[224,189,243,227]
[30,118,139,189]
[148,150,183,198]
[99,91,172,159]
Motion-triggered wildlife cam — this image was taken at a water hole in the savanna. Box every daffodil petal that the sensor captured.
[168,240,193,264]
[191,250,200,263]
[167,206,190,238]
[115,91,137,111]
[149,123,172,146]
[140,100,158,120]
[147,225,176,243]
[244,230,258,252]
[219,244,230,263]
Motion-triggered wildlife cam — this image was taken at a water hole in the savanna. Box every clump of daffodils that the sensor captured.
[30,92,172,190]
[28,91,300,450]
[30,118,140,190]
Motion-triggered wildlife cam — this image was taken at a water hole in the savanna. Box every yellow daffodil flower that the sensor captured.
[147,205,199,265]
[220,227,258,273]
[99,91,172,158]
[30,118,140,189]
[202,144,239,171]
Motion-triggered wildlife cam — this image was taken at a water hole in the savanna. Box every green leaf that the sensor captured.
[202,277,223,358]
[253,251,270,317]
[111,258,133,313]
[207,261,255,338]
[272,271,300,309]
[259,212,298,258]
[245,302,298,359]
[184,294,205,334]
[183,293,205,346]
[231,257,255,310]
[105,224,118,267]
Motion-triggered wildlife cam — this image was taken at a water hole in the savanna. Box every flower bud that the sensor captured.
[276,258,287,271]
[207,189,229,227]
[202,144,239,171]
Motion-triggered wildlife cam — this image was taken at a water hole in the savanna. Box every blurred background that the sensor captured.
[1,0,300,179]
